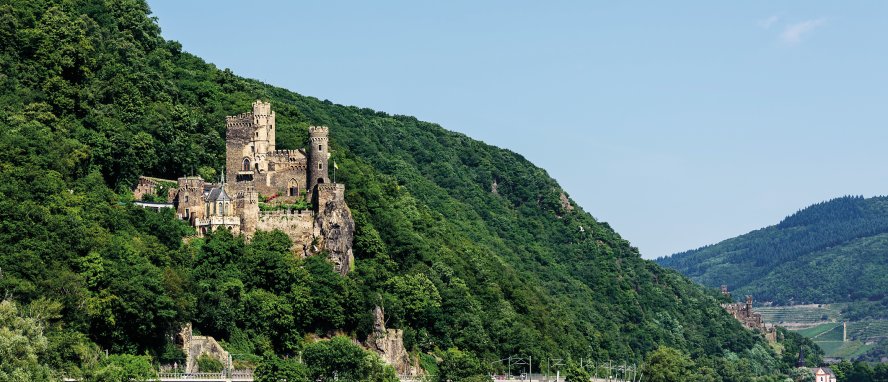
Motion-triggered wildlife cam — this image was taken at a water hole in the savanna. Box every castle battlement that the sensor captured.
[259,210,313,218]
[177,176,205,190]
[317,183,345,192]
[309,125,329,135]
[252,100,273,116]
[267,149,301,157]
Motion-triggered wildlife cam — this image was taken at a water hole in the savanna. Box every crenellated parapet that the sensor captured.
[225,113,254,130]
[308,125,329,137]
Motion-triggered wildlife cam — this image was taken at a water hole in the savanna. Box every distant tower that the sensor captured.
[843,321,847,342]
[308,126,330,192]
[721,285,730,296]
[745,295,753,319]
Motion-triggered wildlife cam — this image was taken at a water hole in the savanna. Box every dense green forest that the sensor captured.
[0,0,814,380]
[657,195,888,310]
[658,196,888,363]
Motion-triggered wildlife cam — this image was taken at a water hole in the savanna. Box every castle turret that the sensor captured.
[252,100,275,153]
[175,176,206,224]
[308,126,330,193]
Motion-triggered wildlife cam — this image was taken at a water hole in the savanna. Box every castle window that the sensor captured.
[318,163,323,170]
[242,158,251,171]
[185,195,189,203]
[288,179,299,197]
[318,144,323,151]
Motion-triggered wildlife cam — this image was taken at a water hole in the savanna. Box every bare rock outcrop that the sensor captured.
[314,184,355,276]
[178,323,229,373]
[365,306,419,376]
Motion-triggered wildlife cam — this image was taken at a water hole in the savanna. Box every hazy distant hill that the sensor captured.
[658,195,888,319]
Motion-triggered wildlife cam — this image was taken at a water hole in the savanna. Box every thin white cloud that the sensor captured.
[758,15,780,29]
[780,18,826,44]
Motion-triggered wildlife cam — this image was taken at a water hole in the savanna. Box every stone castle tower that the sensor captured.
[308,126,330,192]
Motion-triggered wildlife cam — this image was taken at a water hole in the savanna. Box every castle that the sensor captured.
[721,287,777,342]
[134,101,354,275]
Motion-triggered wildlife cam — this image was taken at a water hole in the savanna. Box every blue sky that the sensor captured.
[147,1,888,259]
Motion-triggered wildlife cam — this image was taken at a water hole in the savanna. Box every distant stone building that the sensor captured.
[134,101,354,275]
[721,292,777,342]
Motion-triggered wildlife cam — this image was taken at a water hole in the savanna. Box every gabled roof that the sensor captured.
[812,367,836,377]
[205,187,231,202]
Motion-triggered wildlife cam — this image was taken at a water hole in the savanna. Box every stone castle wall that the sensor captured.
[256,211,317,254]
[133,176,177,201]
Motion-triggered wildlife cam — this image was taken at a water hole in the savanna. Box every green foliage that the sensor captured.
[788,367,813,382]
[642,346,695,382]
[301,336,398,382]
[436,348,486,382]
[777,327,823,370]
[258,199,311,211]
[564,362,591,382]
[87,354,156,382]
[255,357,308,382]
[0,300,55,382]
[197,354,223,373]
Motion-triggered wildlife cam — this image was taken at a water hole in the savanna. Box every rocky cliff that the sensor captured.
[365,306,418,376]
[314,184,355,276]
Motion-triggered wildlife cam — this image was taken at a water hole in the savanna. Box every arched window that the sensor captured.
[242,158,251,171]
[317,178,325,184]
[288,179,299,197]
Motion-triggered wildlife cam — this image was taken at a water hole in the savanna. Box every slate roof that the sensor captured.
[205,187,231,202]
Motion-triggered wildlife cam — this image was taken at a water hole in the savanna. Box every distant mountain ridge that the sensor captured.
[658,195,888,314]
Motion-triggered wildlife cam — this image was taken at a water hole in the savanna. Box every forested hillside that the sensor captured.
[0,1,800,381]
[658,195,888,313]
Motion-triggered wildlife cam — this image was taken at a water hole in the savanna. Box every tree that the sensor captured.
[564,362,591,382]
[0,300,55,382]
[87,354,156,382]
[254,357,308,382]
[302,336,397,382]
[788,367,813,382]
[642,346,695,382]
[848,361,874,382]
[437,348,485,382]
[387,273,441,327]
